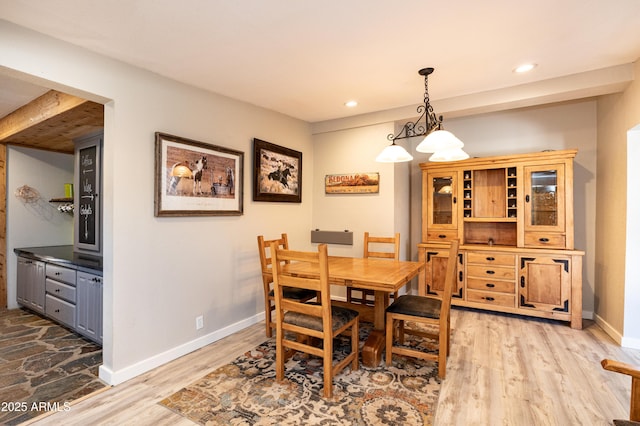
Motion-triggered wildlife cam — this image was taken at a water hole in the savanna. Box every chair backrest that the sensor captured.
[257,233,289,282]
[271,243,332,337]
[363,232,400,260]
[439,239,460,321]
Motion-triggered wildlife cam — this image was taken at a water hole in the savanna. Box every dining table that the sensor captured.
[281,256,424,367]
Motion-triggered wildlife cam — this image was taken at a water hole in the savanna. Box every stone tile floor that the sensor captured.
[0,308,107,425]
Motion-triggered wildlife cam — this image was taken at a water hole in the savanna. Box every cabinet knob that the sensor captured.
[525,195,530,202]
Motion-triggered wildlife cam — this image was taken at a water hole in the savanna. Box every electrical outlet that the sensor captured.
[196,315,204,330]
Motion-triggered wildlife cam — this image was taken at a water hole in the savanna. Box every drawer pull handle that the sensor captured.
[438,235,447,239]
[486,270,495,275]
[539,238,549,242]
[55,309,60,313]
[55,289,60,292]
[486,257,495,261]
[486,283,495,288]
[484,297,495,301]
[55,272,61,276]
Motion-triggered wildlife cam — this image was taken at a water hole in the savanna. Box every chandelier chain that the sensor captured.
[387,68,443,142]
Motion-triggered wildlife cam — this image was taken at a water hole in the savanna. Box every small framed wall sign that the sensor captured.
[154,132,244,216]
[325,172,379,194]
[253,138,302,203]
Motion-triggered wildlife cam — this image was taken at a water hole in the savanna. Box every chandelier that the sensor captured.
[376,67,469,163]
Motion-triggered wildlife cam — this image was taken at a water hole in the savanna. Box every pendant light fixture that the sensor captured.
[377,67,468,162]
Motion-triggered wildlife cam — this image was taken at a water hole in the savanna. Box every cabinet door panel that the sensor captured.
[76,271,103,344]
[423,249,464,299]
[426,171,458,230]
[523,164,566,233]
[519,256,571,312]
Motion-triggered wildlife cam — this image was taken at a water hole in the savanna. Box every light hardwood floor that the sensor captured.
[28,308,640,426]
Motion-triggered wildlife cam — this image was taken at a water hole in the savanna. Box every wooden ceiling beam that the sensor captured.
[0,90,103,154]
[0,90,87,141]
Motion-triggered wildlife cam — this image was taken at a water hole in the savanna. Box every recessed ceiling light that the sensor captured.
[345,100,358,108]
[514,63,537,73]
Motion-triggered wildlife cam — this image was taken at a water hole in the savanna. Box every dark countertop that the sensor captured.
[14,245,102,275]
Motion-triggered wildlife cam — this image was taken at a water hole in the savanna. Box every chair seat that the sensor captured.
[269,287,317,300]
[284,304,359,332]
[386,295,442,319]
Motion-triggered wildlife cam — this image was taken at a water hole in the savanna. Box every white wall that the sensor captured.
[1,20,313,384]
[6,146,74,308]
[312,122,413,296]
[625,126,640,347]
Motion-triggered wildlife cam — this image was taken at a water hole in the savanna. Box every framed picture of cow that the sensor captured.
[252,138,302,203]
[154,132,244,216]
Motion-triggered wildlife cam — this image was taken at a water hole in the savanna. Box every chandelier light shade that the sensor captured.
[415,129,463,153]
[377,67,468,162]
[429,146,470,162]
[375,142,413,162]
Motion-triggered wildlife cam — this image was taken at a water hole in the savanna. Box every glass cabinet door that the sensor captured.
[427,172,457,229]
[524,164,565,232]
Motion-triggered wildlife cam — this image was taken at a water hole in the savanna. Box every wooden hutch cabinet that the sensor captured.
[418,149,584,329]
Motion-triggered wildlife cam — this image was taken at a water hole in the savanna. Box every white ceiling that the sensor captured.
[1,0,640,123]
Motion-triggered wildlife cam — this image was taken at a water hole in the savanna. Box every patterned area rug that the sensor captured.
[159,324,441,425]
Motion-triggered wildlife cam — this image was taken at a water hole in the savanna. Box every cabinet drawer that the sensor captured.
[467,278,515,294]
[45,294,76,328]
[467,265,515,280]
[524,232,566,248]
[46,278,76,303]
[425,229,458,242]
[467,252,515,266]
[467,290,515,307]
[46,264,76,285]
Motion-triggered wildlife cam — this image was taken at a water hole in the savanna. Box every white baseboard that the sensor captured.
[98,313,264,386]
[621,335,640,350]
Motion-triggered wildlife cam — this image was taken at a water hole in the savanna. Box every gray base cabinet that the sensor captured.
[44,263,77,329]
[17,256,45,314]
[16,254,102,345]
[76,271,103,344]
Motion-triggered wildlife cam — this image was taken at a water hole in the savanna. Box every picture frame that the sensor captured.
[154,132,243,216]
[253,138,302,203]
[325,172,380,194]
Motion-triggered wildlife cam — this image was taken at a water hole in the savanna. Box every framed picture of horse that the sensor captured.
[252,138,302,203]
[154,132,244,216]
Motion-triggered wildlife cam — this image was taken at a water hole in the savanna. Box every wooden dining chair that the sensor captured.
[602,358,640,424]
[257,234,316,338]
[385,239,459,379]
[347,232,401,306]
[271,242,359,398]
